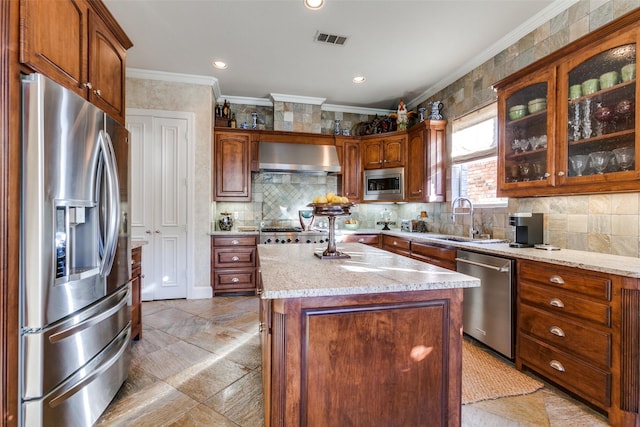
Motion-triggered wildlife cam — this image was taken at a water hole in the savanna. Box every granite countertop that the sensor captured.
[257,243,480,299]
[131,239,148,249]
[341,229,640,279]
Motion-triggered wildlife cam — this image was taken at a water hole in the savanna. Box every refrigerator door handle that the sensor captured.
[97,130,121,277]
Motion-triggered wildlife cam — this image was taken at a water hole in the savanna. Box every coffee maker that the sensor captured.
[508,213,543,247]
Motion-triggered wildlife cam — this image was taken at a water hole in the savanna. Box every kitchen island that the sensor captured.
[258,243,480,427]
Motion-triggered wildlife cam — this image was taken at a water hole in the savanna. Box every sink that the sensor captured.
[429,235,507,244]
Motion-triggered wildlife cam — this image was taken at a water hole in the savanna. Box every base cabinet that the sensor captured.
[261,290,464,427]
[211,235,257,295]
[410,241,456,270]
[340,233,380,247]
[516,259,640,425]
[130,246,142,341]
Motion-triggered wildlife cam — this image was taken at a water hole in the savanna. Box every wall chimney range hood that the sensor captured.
[259,141,341,174]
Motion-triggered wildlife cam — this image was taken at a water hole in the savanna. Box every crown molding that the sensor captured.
[406,0,579,109]
[218,95,274,107]
[270,93,326,105]
[126,68,221,99]
[321,103,393,116]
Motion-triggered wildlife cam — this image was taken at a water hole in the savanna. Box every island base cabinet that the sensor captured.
[262,289,464,427]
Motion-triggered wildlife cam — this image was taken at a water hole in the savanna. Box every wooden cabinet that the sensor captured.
[495,11,640,197]
[211,235,257,295]
[336,138,361,201]
[361,133,406,169]
[516,259,640,425]
[340,233,380,247]
[261,289,464,426]
[130,246,142,341]
[407,120,447,202]
[381,234,411,257]
[410,241,456,270]
[213,129,252,201]
[20,0,132,123]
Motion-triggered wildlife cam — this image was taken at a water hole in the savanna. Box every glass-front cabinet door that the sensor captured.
[498,68,556,195]
[557,31,637,189]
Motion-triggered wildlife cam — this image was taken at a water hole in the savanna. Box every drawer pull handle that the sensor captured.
[358,238,365,243]
[549,298,565,308]
[231,277,239,283]
[549,275,565,285]
[231,239,239,245]
[549,360,565,372]
[549,326,565,337]
[232,256,240,262]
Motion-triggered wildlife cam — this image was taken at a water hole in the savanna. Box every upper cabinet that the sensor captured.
[214,130,252,201]
[361,133,406,169]
[495,10,639,197]
[336,138,361,202]
[20,0,132,123]
[407,120,447,202]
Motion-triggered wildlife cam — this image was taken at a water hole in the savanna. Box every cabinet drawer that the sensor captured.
[519,334,610,408]
[213,248,256,268]
[519,283,610,327]
[519,260,611,301]
[342,234,380,246]
[410,242,456,270]
[214,269,256,289]
[212,236,257,247]
[519,304,611,367]
[381,235,411,255]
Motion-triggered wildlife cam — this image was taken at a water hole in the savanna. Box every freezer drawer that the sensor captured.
[21,284,131,399]
[22,323,131,427]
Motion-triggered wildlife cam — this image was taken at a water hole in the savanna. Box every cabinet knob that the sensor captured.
[549,298,565,308]
[544,173,551,178]
[231,277,239,283]
[393,241,398,245]
[94,89,102,96]
[358,238,365,243]
[557,171,565,176]
[232,256,240,262]
[549,360,565,372]
[549,326,565,337]
[549,275,565,284]
[155,230,161,234]
[231,239,239,245]
[145,230,151,234]
[83,82,93,89]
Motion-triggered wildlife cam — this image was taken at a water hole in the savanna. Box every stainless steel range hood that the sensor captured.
[259,141,341,173]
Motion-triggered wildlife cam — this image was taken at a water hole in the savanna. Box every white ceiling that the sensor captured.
[103,0,576,111]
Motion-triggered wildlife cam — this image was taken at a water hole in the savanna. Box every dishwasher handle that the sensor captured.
[455,257,510,273]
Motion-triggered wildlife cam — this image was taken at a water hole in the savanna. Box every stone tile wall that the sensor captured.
[413,0,640,257]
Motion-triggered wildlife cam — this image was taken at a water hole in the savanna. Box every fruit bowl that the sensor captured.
[344,223,359,231]
[307,202,354,215]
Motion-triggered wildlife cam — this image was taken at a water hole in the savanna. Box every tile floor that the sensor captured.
[97,296,610,427]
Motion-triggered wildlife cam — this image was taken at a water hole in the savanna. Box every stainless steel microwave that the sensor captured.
[363,167,405,201]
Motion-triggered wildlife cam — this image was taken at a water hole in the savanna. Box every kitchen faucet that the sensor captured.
[451,197,477,239]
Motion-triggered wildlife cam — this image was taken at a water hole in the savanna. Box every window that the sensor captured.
[451,103,507,207]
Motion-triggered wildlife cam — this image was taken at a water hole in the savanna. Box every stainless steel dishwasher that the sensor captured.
[456,250,515,359]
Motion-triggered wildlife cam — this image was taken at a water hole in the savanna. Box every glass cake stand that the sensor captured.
[308,203,354,259]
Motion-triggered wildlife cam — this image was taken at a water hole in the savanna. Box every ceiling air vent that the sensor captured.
[314,31,348,46]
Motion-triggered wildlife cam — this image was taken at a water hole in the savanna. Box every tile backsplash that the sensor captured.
[215,188,640,258]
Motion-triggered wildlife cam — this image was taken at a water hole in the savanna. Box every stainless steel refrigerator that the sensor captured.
[20,73,131,426]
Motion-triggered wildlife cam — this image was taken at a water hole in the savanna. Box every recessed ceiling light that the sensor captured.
[353,76,366,84]
[212,60,228,70]
[305,0,324,10]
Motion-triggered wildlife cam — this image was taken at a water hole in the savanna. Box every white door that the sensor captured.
[127,113,190,300]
